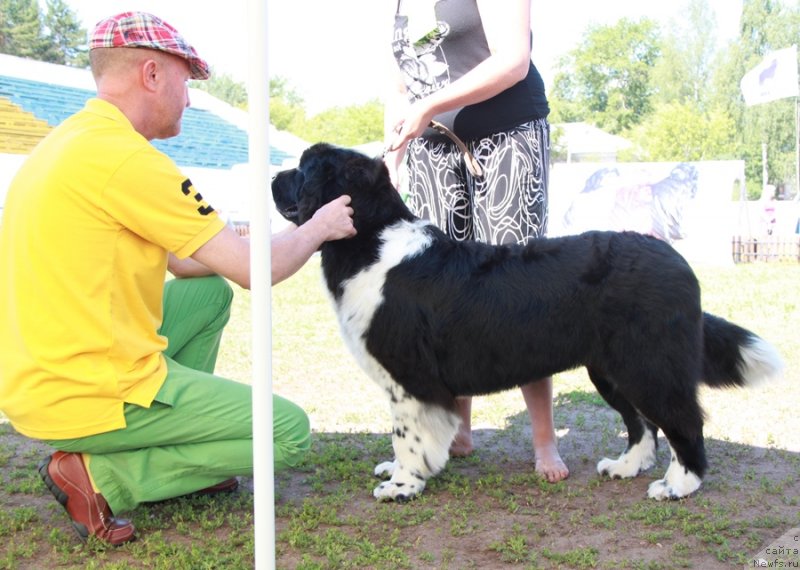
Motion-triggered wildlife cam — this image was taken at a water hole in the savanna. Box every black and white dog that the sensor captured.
[271,143,783,502]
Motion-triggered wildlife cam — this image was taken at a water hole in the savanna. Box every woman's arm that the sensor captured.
[384,66,412,187]
[388,0,532,150]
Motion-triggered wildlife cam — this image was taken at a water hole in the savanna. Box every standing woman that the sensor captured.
[384,0,568,482]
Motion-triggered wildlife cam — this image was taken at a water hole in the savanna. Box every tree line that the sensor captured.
[2,0,798,197]
[0,0,86,66]
[549,0,800,198]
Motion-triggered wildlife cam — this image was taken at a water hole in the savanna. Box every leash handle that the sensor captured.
[381,120,484,180]
[429,120,484,178]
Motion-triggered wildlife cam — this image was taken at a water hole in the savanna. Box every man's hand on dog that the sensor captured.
[313,195,357,241]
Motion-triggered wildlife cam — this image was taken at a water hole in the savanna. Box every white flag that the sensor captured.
[740,45,799,106]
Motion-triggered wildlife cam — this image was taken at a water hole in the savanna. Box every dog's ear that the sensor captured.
[340,154,411,233]
[343,154,386,191]
[295,149,350,224]
[296,145,399,229]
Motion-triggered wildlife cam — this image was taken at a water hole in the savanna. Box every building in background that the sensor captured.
[0,53,307,228]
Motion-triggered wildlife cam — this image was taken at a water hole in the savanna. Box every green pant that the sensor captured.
[45,276,310,514]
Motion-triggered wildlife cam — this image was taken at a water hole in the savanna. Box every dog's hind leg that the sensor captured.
[588,369,658,479]
[373,394,460,502]
[647,441,704,500]
[608,372,707,500]
[644,411,706,500]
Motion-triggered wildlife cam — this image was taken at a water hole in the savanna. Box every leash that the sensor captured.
[382,120,484,179]
[428,120,484,178]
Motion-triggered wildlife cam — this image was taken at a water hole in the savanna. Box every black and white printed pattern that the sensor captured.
[406,118,550,246]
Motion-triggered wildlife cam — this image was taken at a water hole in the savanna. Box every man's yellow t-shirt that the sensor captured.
[0,98,226,439]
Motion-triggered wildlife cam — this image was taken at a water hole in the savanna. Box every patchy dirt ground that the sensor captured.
[268,385,800,569]
[1,373,798,569]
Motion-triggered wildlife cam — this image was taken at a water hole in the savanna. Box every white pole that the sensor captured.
[762,141,768,198]
[247,0,274,568]
[795,96,799,198]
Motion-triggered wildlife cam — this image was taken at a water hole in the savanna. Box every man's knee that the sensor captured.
[274,398,311,469]
[204,274,234,315]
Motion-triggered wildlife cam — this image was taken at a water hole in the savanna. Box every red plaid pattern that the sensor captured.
[90,12,209,80]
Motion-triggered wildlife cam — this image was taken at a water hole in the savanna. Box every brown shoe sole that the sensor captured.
[38,455,91,540]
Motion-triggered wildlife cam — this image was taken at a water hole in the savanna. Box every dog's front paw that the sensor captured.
[597,435,656,479]
[647,479,682,500]
[647,467,701,500]
[374,460,396,479]
[597,456,642,479]
[373,480,423,503]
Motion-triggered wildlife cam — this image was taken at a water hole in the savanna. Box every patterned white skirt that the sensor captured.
[405,118,550,246]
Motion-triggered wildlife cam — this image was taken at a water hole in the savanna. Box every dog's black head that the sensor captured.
[271,143,413,233]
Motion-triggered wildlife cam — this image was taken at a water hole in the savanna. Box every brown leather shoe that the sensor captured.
[38,451,136,546]
[194,477,239,495]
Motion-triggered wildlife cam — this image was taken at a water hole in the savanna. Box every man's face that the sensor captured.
[152,54,191,140]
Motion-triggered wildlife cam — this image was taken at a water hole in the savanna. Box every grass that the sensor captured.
[0,257,798,569]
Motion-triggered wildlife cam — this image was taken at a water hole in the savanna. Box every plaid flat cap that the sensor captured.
[90,12,210,80]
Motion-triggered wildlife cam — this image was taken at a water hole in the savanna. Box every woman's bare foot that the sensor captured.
[534,442,569,483]
[449,424,474,457]
[450,397,474,457]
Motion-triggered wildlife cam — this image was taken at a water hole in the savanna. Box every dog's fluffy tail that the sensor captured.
[702,313,784,388]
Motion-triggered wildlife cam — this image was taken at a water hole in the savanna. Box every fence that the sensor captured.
[731,235,800,263]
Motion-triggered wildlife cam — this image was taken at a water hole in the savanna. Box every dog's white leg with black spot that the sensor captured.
[373,386,404,480]
[647,445,702,500]
[597,428,657,479]
[373,459,396,479]
[373,396,459,502]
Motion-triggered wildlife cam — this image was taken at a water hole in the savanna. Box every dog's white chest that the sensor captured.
[331,220,432,390]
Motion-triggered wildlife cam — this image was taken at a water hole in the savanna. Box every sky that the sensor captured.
[67,0,743,115]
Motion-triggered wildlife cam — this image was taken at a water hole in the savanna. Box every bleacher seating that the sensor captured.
[0,97,52,154]
[0,75,284,169]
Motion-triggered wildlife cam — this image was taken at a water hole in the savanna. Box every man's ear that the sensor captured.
[141,59,160,93]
